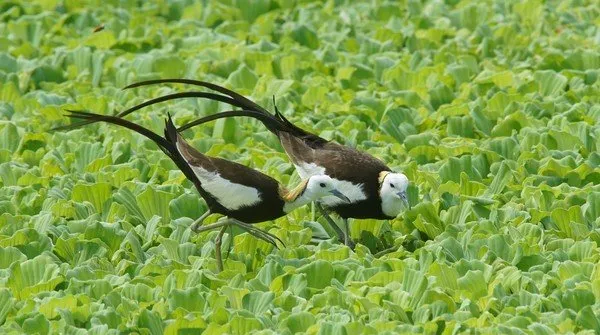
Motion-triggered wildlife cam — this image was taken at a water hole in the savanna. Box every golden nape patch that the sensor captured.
[278,179,309,202]
[378,171,391,186]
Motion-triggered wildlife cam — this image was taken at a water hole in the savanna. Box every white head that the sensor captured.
[379,171,410,217]
[305,175,350,202]
[282,175,350,213]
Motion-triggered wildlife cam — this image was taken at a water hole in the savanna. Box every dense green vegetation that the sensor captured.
[1,0,600,333]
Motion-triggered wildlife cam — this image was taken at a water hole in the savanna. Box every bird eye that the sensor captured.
[319,183,326,188]
[390,184,395,188]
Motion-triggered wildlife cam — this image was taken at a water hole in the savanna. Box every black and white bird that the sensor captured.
[57,110,350,271]
[118,79,411,247]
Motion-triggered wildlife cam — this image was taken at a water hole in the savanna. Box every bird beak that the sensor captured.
[330,189,351,203]
[398,191,410,209]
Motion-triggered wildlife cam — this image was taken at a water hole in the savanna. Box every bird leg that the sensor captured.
[190,210,212,232]
[315,202,346,244]
[214,225,227,272]
[193,216,283,249]
[191,215,231,233]
[229,219,285,248]
[342,218,355,249]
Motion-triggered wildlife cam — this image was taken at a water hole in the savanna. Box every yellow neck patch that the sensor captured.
[278,179,309,202]
[378,171,391,187]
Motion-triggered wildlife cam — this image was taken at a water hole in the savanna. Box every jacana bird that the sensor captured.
[57,110,350,271]
[110,79,411,247]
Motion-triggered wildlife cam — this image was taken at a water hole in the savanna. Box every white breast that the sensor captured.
[190,166,262,211]
[380,195,403,217]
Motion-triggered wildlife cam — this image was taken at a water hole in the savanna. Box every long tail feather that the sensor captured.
[58,110,207,195]
[177,110,283,133]
[123,79,304,137]
[60,92,240,130]
[164,113,179,145]
[125,78,269,114]
[62,109,173,149]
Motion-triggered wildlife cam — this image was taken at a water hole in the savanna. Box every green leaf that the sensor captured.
[153,56,186,78]
[84,31,117,49]
[561,289,595,312]
[138,309,164,335]
[22,313,50,335]
[577,306,600,333]
[458,270,487,300]
[281,312,315,334]
[0,289,14,325]
[534,70,567,97]
[168,287,206,312]
[290,25,319,49]
[297,260,333,289]
[228,65,258,91]
[31,65,65,88]
[0,246,26,269]
[447,116,474,138]
[7,254,64,300]
[136,186,174,224]
[169,192,205,220]
[484,161,513,196]
[72,182,112,213]
[242,291,274,314]
[0,122,19,153]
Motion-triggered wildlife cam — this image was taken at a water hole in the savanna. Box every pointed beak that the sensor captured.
[398,191,410,209]
[330,189,351,203]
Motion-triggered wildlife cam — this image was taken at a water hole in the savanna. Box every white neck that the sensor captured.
[282,192,315,213]
[380,193,404,218]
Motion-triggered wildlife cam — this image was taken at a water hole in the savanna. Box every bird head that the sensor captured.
[379,171,410,211]
[306,175,350,203]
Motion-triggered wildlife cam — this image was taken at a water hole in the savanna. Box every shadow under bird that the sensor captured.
[115,79,411,248]
[56,110,350,271]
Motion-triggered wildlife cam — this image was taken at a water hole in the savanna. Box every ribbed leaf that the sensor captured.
[297,260,333,289]
[169,192,205,220]
[242,291,274,314]
[72,182,112,213]
[138,309,164,335]
[168,287,206,313]
[136,187,173,224]
[534,70,567,97]
[0,289,13,325]
[7,254,64,300]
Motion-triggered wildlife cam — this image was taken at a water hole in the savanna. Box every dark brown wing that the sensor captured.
[199,156,286,223]
[313,145,391,183]
[165,115,286,222]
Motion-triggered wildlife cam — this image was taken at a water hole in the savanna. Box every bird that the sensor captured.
[56,110,351,271]
[115,79,411,248]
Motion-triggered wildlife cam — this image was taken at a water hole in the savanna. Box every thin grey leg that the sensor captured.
[190,210,211,232]
[230,219,285,247]
[342,218,355,248]
[342,218,354,247]
[192,216,230,233]
[214,225,228,272]
[315,202,345,244]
